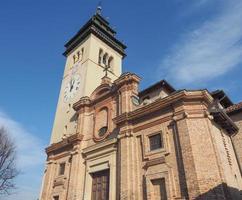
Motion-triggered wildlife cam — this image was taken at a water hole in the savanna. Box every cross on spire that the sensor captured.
[96,1,102,15]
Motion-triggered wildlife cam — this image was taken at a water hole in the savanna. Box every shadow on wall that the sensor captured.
[170,122,242,200]
[195,183,242,200]
[140,182,242,200]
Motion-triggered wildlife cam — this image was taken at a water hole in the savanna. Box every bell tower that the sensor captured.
[50,9,126,143]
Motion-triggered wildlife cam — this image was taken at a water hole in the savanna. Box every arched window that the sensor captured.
[95,107,108,137]
[103,53,108,66]
[77,51,80,61]
[80,47,84,61]
[108,56,114,70]
[98,49,103,64]
[73,54,76,64]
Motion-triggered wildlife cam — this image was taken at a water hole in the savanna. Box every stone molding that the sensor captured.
[46,134,83,155]
[83,138,118,200]
[143,157,166,169]
[82,138,118,159]
[114,90,213,125]
[114,72,141,87]
[93,104,113,142]
[64,14,126,57]
[73,72,141,112]
[53,176,67,189]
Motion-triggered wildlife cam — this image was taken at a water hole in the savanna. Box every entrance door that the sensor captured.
[91,169,109,200]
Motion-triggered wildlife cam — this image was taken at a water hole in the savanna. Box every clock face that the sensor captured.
[64,74,81,102]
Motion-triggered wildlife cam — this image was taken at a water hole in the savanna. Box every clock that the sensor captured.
[63,74,81,102]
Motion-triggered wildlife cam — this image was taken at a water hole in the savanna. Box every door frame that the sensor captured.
[82,138,117,200]
[91,169,110,200]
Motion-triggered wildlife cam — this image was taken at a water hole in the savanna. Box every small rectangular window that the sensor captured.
[59,163,65,176]
[53,195,59,200]
[149,133,163,151]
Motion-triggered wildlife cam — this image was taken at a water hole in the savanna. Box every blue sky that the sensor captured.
[0,0,242,199]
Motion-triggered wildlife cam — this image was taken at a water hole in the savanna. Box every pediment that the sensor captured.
[90,84,112,100]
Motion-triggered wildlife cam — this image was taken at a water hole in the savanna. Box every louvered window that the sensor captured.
[149,133,163,151]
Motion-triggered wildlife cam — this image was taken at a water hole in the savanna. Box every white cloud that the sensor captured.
[159,0,242,85]
[0,110,45,200]
[0,111,45,169]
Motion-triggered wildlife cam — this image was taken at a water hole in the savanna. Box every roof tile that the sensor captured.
[226,102,242,114]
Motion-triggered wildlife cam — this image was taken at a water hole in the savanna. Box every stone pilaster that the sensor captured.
[40,160,56,200]
[119,134,143,200]
[175,116,227,199]
[65,143,86,200]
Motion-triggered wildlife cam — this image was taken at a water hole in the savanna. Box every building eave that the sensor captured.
[211,90,233,108]
[226,102,242,115]
[210,108,239,135]
[63,14,126,57]
[139,79,176,98]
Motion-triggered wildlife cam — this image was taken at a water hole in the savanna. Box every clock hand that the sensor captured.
[71,78,76,91]
[69,79,73,92]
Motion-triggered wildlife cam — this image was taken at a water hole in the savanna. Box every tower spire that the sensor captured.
[96,1,102,15]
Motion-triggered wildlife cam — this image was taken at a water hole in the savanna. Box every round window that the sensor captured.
[98,126,108,137]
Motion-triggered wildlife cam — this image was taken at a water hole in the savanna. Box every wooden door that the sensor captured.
[91,170,109,200]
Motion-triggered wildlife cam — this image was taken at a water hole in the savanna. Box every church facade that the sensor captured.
[39,10,242,200]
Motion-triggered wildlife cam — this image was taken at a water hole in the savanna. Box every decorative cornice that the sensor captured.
[114,90,213,125]
[63,14,126,57]
[73,89,115,111]
[46,134,83,155]
[114,72,141,87]
[82,138,118,160]
[90,82,113,100]
[73,96,91,111]
[133,115,173,133]
[73,73,141,112]
[143,157,166,169]
[53,176,67,188]
[48,152,71,161]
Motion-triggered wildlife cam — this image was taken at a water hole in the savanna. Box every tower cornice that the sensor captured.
[63,14,126,57]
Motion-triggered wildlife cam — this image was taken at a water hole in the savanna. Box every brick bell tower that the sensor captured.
[40,7,126,200]
[50,6,126,144]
